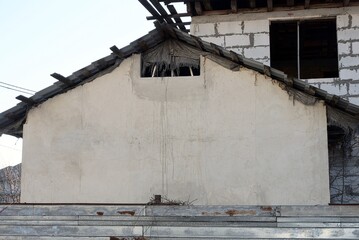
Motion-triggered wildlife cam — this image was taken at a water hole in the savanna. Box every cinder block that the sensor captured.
[225,34,250,47]
[337,28,359,41]
[348,96,359,105]
[340,69,358,80]
[309,83,320,89]
[320,83,347,96]
[243,46,270,59]
[243,20,269,34]
[253,33,270,46]
[191,23,216,36]
[217,21,242,35]
[337,15,350,29]
[256,58,270,66]
[349,83,359,95]
[307,78,337,84]
[351,14,359,28]
[340,56,359,68]
[338,42,351,55]
[201,36,225,47]
[227,47,243,55]
[352,42,359,54]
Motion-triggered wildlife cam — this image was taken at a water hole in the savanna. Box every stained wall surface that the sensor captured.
[21,54,329,204]
[191,6,359,104]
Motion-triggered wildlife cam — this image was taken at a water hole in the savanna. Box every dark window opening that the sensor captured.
[141,39,203,78]
[210,0,231,10]
[270,19,339,79]
[142,64,200,78]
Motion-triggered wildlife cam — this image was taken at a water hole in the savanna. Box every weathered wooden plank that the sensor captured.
[278,217,359,223]
[145,227,359,238]
[1,237,114,240]
[0,205,145,216]
[278,222,342,228]
[342,222,359,227]
[79,215,277,222]
[0,216,78,221]
[0,225,142,237]
[145,205,276,217]
[0,221,78,226]
[278,217,342,223]
[78,220,277,227]
[279,206,359,217]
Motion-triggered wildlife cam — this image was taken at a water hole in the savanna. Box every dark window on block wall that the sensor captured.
[270,19,339,79]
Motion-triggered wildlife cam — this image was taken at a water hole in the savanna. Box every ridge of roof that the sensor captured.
[1,23,359,138]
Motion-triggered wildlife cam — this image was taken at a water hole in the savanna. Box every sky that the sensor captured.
[0,0,187,168]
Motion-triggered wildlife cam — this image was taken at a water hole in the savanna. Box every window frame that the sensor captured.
[269,17,339,80]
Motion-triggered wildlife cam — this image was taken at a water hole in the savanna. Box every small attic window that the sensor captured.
[141,39,202,78]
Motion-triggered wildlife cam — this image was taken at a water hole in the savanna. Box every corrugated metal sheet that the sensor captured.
[1,23,359,137]
[0,204,358,239]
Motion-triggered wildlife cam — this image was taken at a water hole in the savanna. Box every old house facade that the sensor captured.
[0,1,359,205]
[0,22,358,205]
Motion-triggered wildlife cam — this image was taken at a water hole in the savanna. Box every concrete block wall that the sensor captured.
[191,13,359,104]
[191,20,270,66]
[309,14,359,105]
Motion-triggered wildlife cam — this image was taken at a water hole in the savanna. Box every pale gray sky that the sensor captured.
[0,0,187,168]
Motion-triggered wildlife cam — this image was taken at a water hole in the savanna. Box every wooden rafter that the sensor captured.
[195,1,203,15]
[149,0,175,24]
[50,73,72,85]
[16,95,35,105]
[138,0,162,21]
[167,4,188,31]
[146,12,191,20]
[305,0,310,9]
[231,0,238,13]
[249,0,256,8]
[203,0,212,10]
[267,0,273,11]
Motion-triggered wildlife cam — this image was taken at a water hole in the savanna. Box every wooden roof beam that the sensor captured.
[160,0,196,4]
[203,0,212,10]
[138,0,163,21]
[110,46,125,59]
[305,0,310,9]
[249,0,256,8]
[16,95,35,105]
[146,12,191,20]
[344,0,350,6]
[195,1,203,15]
[167,4,188,31]
[231,0,238,13]
[267,0,273,11]
[51,73,72,85]
[149,0,175,24]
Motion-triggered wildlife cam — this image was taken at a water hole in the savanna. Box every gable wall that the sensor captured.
[191,6,359,104]
[21,54,329,204]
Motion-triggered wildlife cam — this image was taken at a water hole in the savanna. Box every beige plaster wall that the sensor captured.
[21,54,329,204]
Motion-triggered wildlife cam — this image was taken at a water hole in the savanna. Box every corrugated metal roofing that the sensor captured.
[1,23,359,138]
